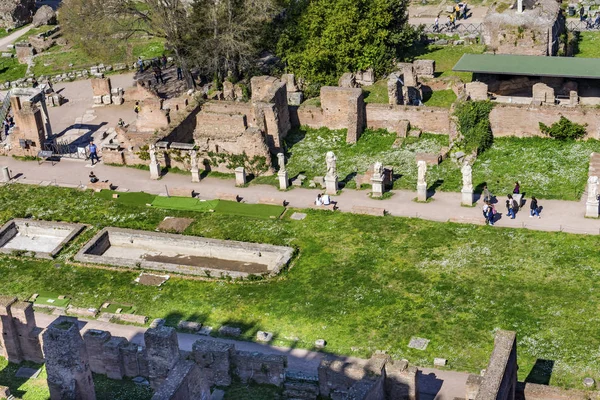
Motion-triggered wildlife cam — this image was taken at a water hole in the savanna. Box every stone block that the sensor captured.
[465,82,488,101]
[83,329,112,374]
[91,77,111,97]
[218,325,241,337]
[256,331,273,342]
[145,326,181,390]
[192,339,235,387]
[178,320,202,332]
[532,82,555,105]
[338,72,357,88]
[233,351,286,387]
[150,359,210,400]
[103,336,128,380]
[102,94,112,105]
[287,91,303,106]
[414,59,435,78]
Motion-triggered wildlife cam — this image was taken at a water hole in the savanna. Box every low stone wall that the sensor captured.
[489,104,600,139]
[366,104,451,135]
[474,330,517,400]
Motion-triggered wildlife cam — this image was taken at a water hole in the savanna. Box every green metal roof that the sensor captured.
[453,54,600,79]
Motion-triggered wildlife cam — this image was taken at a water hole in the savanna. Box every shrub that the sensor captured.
[539,116,587,140]
[454,100,494,153]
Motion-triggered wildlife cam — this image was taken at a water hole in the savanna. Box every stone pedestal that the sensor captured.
[325,175,338,195]
[191,168,200,183]
[371,175,384,197]
[586,200,599,218]
[235,167,246,186]
[150,162,161,180]
[461,186,473,206]
[278,171,288,190]
[2,166,10,182]
[417,183,427,202]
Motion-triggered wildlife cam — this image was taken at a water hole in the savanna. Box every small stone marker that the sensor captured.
[315,339,326,349]
[132,376,150,386]
[178,320,202,332]
[408,337,430,350]
[218,325,241,337]
[199,326,213,336]
[256,331,273,342]
[434,358,447,367]
[15,367,41,379]
[149,318,165,329]
[112,193,119,199]
[584,377,595,387]
[290,212,307,221]
[235,167,247,186]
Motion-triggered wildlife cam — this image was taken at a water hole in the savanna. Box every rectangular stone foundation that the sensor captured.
[75,227,294,279]
[0,219,85,258]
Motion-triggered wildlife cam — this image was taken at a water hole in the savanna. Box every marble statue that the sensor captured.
[588,175,599,202]
[190,150,198,170]
[326,151,337,178]
[417,160,427,185]
[374,162,383,176]
[277,153,286,173]
[461,163,472,188]
[149,144,157,164]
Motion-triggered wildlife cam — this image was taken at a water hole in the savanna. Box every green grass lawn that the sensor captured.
[414,44,486,82]
[362,80,389,104]
[423,89,457,108]
[0,184,600,388]
[151,197,219,212]
[96,190,156,206]
[214,200,285,219]
[575,31,600,58]
[0,57,28,83]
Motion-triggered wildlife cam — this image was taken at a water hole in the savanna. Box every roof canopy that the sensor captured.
[453,54,600,80]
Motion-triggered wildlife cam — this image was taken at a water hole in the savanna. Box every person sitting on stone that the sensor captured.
[315,194,323,206]
[89,172,99,184]
[117,118,125,127]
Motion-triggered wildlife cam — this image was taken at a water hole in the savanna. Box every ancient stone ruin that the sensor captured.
[75,227,294,279]
[482,0,564,56]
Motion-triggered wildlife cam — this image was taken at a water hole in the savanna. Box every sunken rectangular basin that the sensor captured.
[0,219,85,259]
[75,227,294,278]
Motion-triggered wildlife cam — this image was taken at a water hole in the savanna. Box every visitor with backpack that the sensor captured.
[506,194,519,219]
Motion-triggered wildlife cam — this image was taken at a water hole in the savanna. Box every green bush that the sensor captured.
[454,101,494,153]
[539,116,587,140]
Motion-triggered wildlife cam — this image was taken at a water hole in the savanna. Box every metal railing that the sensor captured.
[43,140,89,159]
[567,20,600,31]
[0,90,11,141]
[423,22,482,34]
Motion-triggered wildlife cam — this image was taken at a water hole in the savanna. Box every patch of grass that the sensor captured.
[413,44,486,82]
[423,89,457,108]
[34,292,71,308]
[575,31,600,58]
[102,303,136,314]
[214,200,285,219]
[0,57,27,83]
[299,97,321,107]
[96,190,156,206]
[1,184,600,386]
[151,197,219,212]
[362,80,389,104]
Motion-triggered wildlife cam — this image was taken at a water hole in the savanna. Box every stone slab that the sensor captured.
[157,217,194,233]
[290,212,307,220]
[15,367,41,379]
[408,337,430,350]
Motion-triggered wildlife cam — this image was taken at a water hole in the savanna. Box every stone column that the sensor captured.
[190,150,200,183]
[417,160,427,202]
[145,326,180,390]
[235,167,247,186]
[371,162,384,197]
[43,317,96,400]
[149,145,160,180]
[586,176,599,218]
[461,163,473,206]
[191,168,200,183]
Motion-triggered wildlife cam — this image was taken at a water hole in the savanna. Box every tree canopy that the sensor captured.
[275,0,420,86]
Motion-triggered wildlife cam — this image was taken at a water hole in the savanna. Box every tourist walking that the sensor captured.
[513,181,520,194]
[153,66,164,84]
[177,66,183,80]
[434,16,440,32]
[88,141,100,165]
[580,5,585,21]
[161,55,168,69]
[137,57,144,73]
[506,195,516,219]
[462,2,468,19]
[482,185,492,203]
[530,196,541,218]
[134,102,140,114]
[455,3,461,20]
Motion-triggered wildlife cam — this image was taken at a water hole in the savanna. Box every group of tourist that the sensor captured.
[137,55,184,84]
[481,182,542,225]
[433,2,468,32]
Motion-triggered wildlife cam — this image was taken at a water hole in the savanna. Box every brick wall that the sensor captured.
[366,104,451,135]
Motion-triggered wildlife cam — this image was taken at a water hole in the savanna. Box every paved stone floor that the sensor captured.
[33,311,469,400]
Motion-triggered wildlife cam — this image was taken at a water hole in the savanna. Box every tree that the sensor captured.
[274,0,421,86]
[188,0,279,82]
[60,0,196,88]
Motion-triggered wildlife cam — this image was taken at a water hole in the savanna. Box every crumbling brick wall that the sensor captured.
[366,104,451,135]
